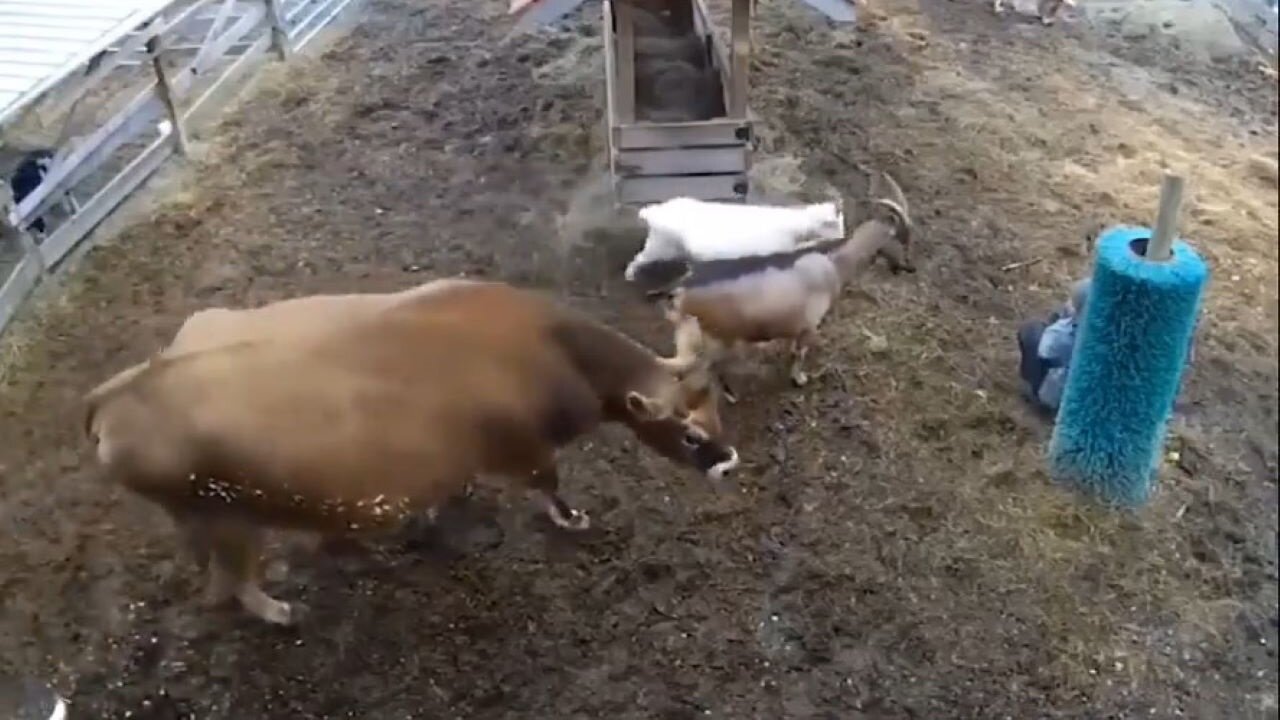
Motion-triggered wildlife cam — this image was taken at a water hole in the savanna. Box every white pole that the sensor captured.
[1147,174,1185,261]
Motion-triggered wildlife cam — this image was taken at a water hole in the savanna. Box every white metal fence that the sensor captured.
[0,0,360,336]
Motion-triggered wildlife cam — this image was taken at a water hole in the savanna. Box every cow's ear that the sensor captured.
[625,391,668,421]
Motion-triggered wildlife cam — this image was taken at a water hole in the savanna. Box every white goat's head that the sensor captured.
[804,201,845,240]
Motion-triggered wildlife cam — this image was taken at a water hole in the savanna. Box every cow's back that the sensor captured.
[168,278,480,356]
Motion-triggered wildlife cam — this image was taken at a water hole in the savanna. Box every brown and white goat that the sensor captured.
[659,172,913,396]
[85,279,736,625]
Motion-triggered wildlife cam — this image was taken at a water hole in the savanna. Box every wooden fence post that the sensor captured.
[146,33,191,155]
[264,0,292,60]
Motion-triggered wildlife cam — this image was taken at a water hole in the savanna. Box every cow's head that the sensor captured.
[621,353,738,482]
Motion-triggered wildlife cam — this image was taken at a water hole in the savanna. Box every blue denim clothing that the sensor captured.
[1017,275,1198,415]
[1035,315,1078,411]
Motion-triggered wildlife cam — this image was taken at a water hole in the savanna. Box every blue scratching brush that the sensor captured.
[1049,175,1209,506]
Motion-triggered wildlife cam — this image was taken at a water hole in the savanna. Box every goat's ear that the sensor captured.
[625,391,669,421]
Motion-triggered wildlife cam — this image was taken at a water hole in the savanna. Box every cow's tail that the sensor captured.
[83,358,158,442]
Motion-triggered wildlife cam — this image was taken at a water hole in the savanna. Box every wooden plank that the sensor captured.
[617,173,747,205]
[19,93,164,224]
[182,33,270,126]
[11,81,162,225]
[602,0,617,182]
[615,118,750,150]
[284,0,320,24]
[0,247,42,335]
[26,17,160,124]
[613,0,635,123]
[292,0,358,49]
[729,0,750,118]
[0,24,109,42]
[157,0,219,38]
[615,145,747,176]
[287,0,341,39]
[691,0,730,113]
[38,132,174,269]
[263,0,292,59]
[148,34,190,155]
[190,0,237,70]
[175,4,266,97]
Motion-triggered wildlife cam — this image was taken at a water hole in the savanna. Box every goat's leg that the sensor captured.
[525,463,590,531]
[788,329,818,387]
[877,240,916,274]
[1037,0,1062,23]
[208,520,300,625]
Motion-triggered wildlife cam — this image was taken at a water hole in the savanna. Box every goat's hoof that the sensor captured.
[790,370,810,388]
[721,383,740,404]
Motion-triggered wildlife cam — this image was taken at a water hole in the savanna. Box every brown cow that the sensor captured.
[85,279,736,625]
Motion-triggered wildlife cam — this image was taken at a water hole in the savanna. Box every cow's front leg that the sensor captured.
[209,520,301,625]
[527,464,590,531]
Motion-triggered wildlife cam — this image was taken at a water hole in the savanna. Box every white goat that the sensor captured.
[992,0,1076,25]
[624,197,845,283]
[659,172,913,397]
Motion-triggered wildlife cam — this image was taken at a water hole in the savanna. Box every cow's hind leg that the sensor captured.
[526,464,590,531]
[208,520,300,625]
[788,328,818,387]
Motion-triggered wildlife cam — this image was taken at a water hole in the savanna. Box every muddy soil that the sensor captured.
[0,0,1276,717]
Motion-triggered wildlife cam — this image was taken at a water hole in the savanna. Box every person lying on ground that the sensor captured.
[1017,276,1200,416]
[1018,277,1091,414]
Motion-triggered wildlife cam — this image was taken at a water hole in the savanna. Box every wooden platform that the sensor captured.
[511,0,856,207]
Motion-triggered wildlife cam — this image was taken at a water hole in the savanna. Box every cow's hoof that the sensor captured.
[263,600,305,626]
[264,559,289,583]
[551,507,591,531]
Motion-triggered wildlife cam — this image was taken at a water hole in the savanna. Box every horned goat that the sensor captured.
[658,172,914,398]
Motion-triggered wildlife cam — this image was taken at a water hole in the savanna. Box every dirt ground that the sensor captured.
[1,0,1277,717]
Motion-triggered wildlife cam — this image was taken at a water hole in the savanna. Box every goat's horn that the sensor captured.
[876,172,909,223]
